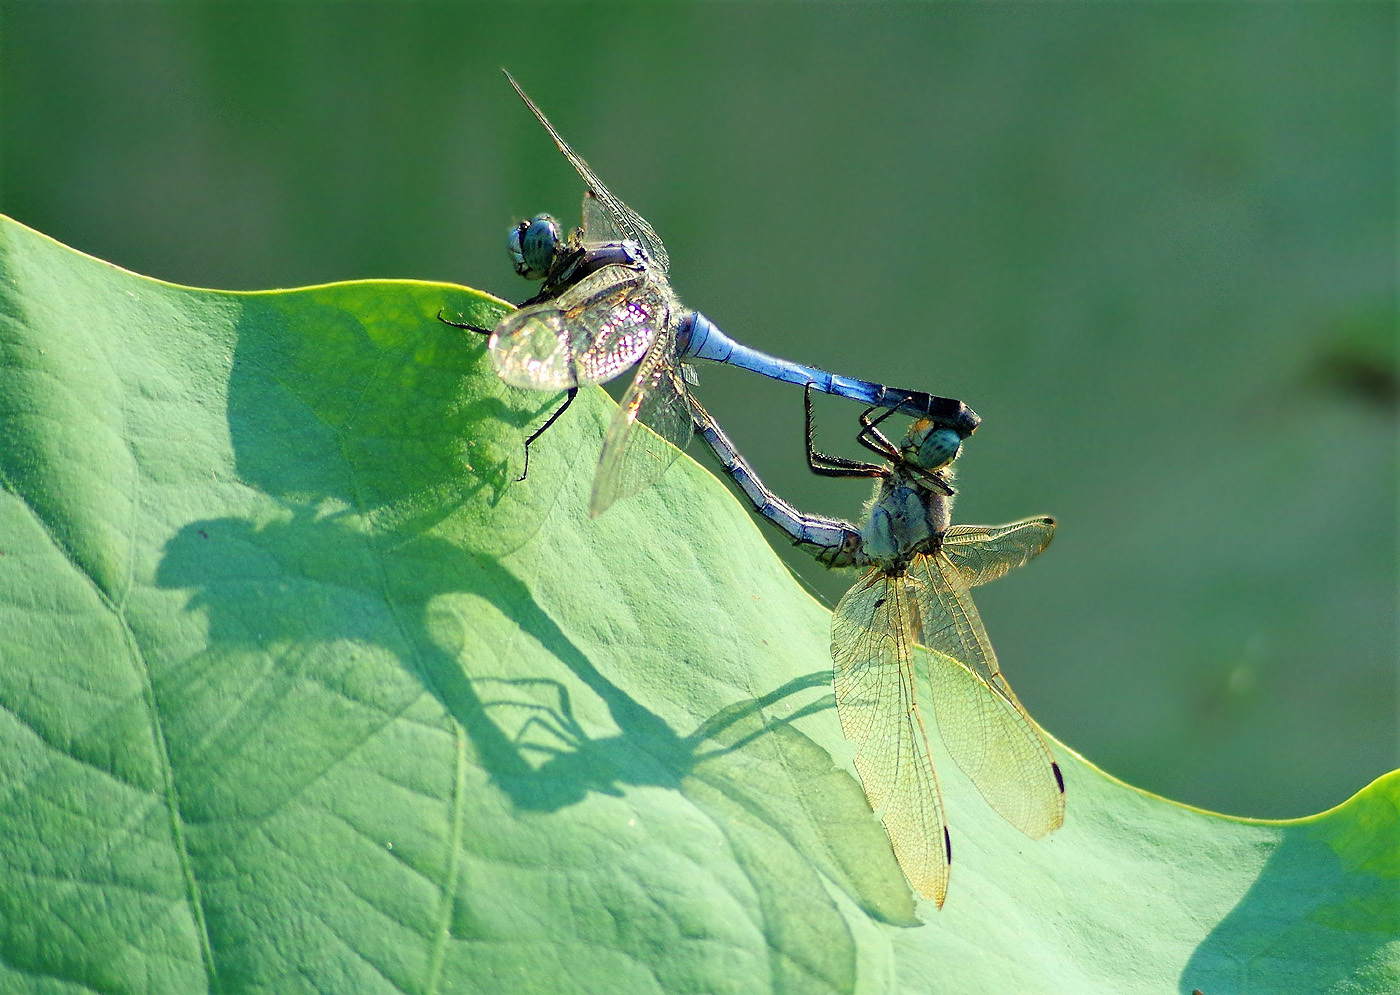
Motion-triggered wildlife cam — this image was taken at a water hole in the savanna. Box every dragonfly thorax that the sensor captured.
[509,214,565,281]
[859,471,954,572]
[853,417,960,570]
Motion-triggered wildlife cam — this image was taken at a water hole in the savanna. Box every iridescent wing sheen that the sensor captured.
[831,568,951,905]
[587,323,694,518]
[489,265,665,389]
[909,549,1065,840]
[505,71,670,273]
[941,518,1057,589]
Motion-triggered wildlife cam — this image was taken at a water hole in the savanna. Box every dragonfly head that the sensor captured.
[509,214,564,281]
[904,419,961,473]
[899,419,960,497]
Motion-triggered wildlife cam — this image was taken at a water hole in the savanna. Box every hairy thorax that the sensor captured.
[857,471,952,573]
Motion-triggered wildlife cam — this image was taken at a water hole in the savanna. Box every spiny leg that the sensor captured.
[436,308,494,336]
[437,308,575,482]
[516,387,577,481]
[804,383,890,478]
[855,391,903,460]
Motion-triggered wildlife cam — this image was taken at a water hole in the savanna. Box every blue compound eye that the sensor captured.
[912,425,961,471]
[508,214,561,281]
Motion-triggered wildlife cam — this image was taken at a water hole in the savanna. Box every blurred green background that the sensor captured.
[2,3,1394,819]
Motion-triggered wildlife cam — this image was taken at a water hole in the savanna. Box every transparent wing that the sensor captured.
[580,190,623,251]
[831,569,950,905]
[490,265,664,389]
[587,324,693,517]
[941,517,1057,589]
[505,71,670,273]
[910,553,1064,839]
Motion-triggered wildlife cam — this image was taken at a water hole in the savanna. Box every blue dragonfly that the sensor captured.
[453,72,980,517]
[691,388,1064,904]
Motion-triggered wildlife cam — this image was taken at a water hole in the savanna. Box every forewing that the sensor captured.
[504,71,670,272]
[910,554,1064,839]
[941,517,1056,589]
[831,569,950,904]
[587,324,693,517]
[490,265,660,389]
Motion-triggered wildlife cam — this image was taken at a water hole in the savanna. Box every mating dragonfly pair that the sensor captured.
[447,72,1064,905]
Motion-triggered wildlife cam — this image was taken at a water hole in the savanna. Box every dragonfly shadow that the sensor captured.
[224,298,563,514]
[153,507,676,810]
[171,287,922,947]
[403,547,839,815]
[155,506,914,928]
[467,670,836,810]
[416,548,692,811]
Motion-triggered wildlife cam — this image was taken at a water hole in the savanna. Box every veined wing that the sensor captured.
[831,568,951,904]
[910,552,1064,839]
[490,265,665,389]
[505,71,670,273]
[587,322,693,517]
[941,517,1057,589]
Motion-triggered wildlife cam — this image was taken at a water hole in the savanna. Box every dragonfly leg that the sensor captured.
[436,308,494,336]
[855,398,903,460]
[516,387,577,482]
[436,307,577,482]
[805,384,889,478]
[861,390,957,496]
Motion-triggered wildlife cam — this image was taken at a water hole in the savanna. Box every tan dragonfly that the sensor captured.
[690,389,1063,903]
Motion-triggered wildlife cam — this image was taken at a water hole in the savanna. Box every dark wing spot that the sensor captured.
[1053,762,1065,793]
[944,828,953,864]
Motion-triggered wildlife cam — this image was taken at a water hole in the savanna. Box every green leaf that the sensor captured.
[1,214,1395,994]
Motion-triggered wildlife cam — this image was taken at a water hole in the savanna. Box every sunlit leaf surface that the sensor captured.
[0,216,1394,993]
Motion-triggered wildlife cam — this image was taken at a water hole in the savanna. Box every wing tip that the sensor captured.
[916,865,949,908]
[586,490,614,519]
[502,67,528,103]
